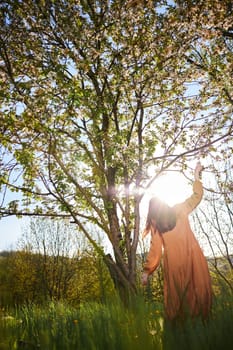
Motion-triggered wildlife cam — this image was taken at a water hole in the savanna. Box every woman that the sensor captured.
[142,162,212,321]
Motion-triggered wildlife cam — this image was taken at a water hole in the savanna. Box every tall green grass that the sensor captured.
[1,296,163,350]
[1,292,233,350]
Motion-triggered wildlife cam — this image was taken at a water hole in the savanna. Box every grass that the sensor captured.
[1,292,233,350]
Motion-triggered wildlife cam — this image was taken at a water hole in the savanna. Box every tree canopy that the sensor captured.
[0,0,232,295]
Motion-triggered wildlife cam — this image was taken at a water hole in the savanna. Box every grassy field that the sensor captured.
[1,292,233,350]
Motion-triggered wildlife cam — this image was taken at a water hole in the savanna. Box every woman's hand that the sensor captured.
[194,161,204,181]
[141,272,149,286]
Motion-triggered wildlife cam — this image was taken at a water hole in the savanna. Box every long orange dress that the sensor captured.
[143,180,212,321]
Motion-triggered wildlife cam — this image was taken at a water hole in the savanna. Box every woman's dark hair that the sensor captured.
[144,197,176,234]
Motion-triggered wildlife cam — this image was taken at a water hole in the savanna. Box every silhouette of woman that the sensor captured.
[142,162,212,321]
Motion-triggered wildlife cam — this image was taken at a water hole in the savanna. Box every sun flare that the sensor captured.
[145,172,191,206]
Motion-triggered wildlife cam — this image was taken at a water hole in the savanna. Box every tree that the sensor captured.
[192,158,233,292]
[0,0,232,298]
[18,218,84,300]
[67,250,116,304]
[0,251,15,305]
[7,249,43,304]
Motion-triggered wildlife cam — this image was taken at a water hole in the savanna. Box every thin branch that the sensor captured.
[0,210,71,218]
[146,121,232,174]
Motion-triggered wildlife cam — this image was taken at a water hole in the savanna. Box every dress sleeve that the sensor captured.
[143,231,163,275]
[183,180,203,214]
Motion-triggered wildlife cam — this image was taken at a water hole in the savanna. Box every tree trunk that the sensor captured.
[104,254,137,303]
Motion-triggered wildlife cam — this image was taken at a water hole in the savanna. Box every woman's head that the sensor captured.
[143,197,176,236]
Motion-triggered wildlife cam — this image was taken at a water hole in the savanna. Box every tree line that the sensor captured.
[0,218,115,307]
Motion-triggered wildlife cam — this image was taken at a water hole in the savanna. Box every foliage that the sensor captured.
[0,0,232,294]
[0,252,15,306]
[0,249,114,307]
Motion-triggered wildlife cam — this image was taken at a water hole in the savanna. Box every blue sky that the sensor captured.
[0,216,25,251]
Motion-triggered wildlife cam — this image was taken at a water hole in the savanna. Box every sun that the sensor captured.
[145,172,191,206]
